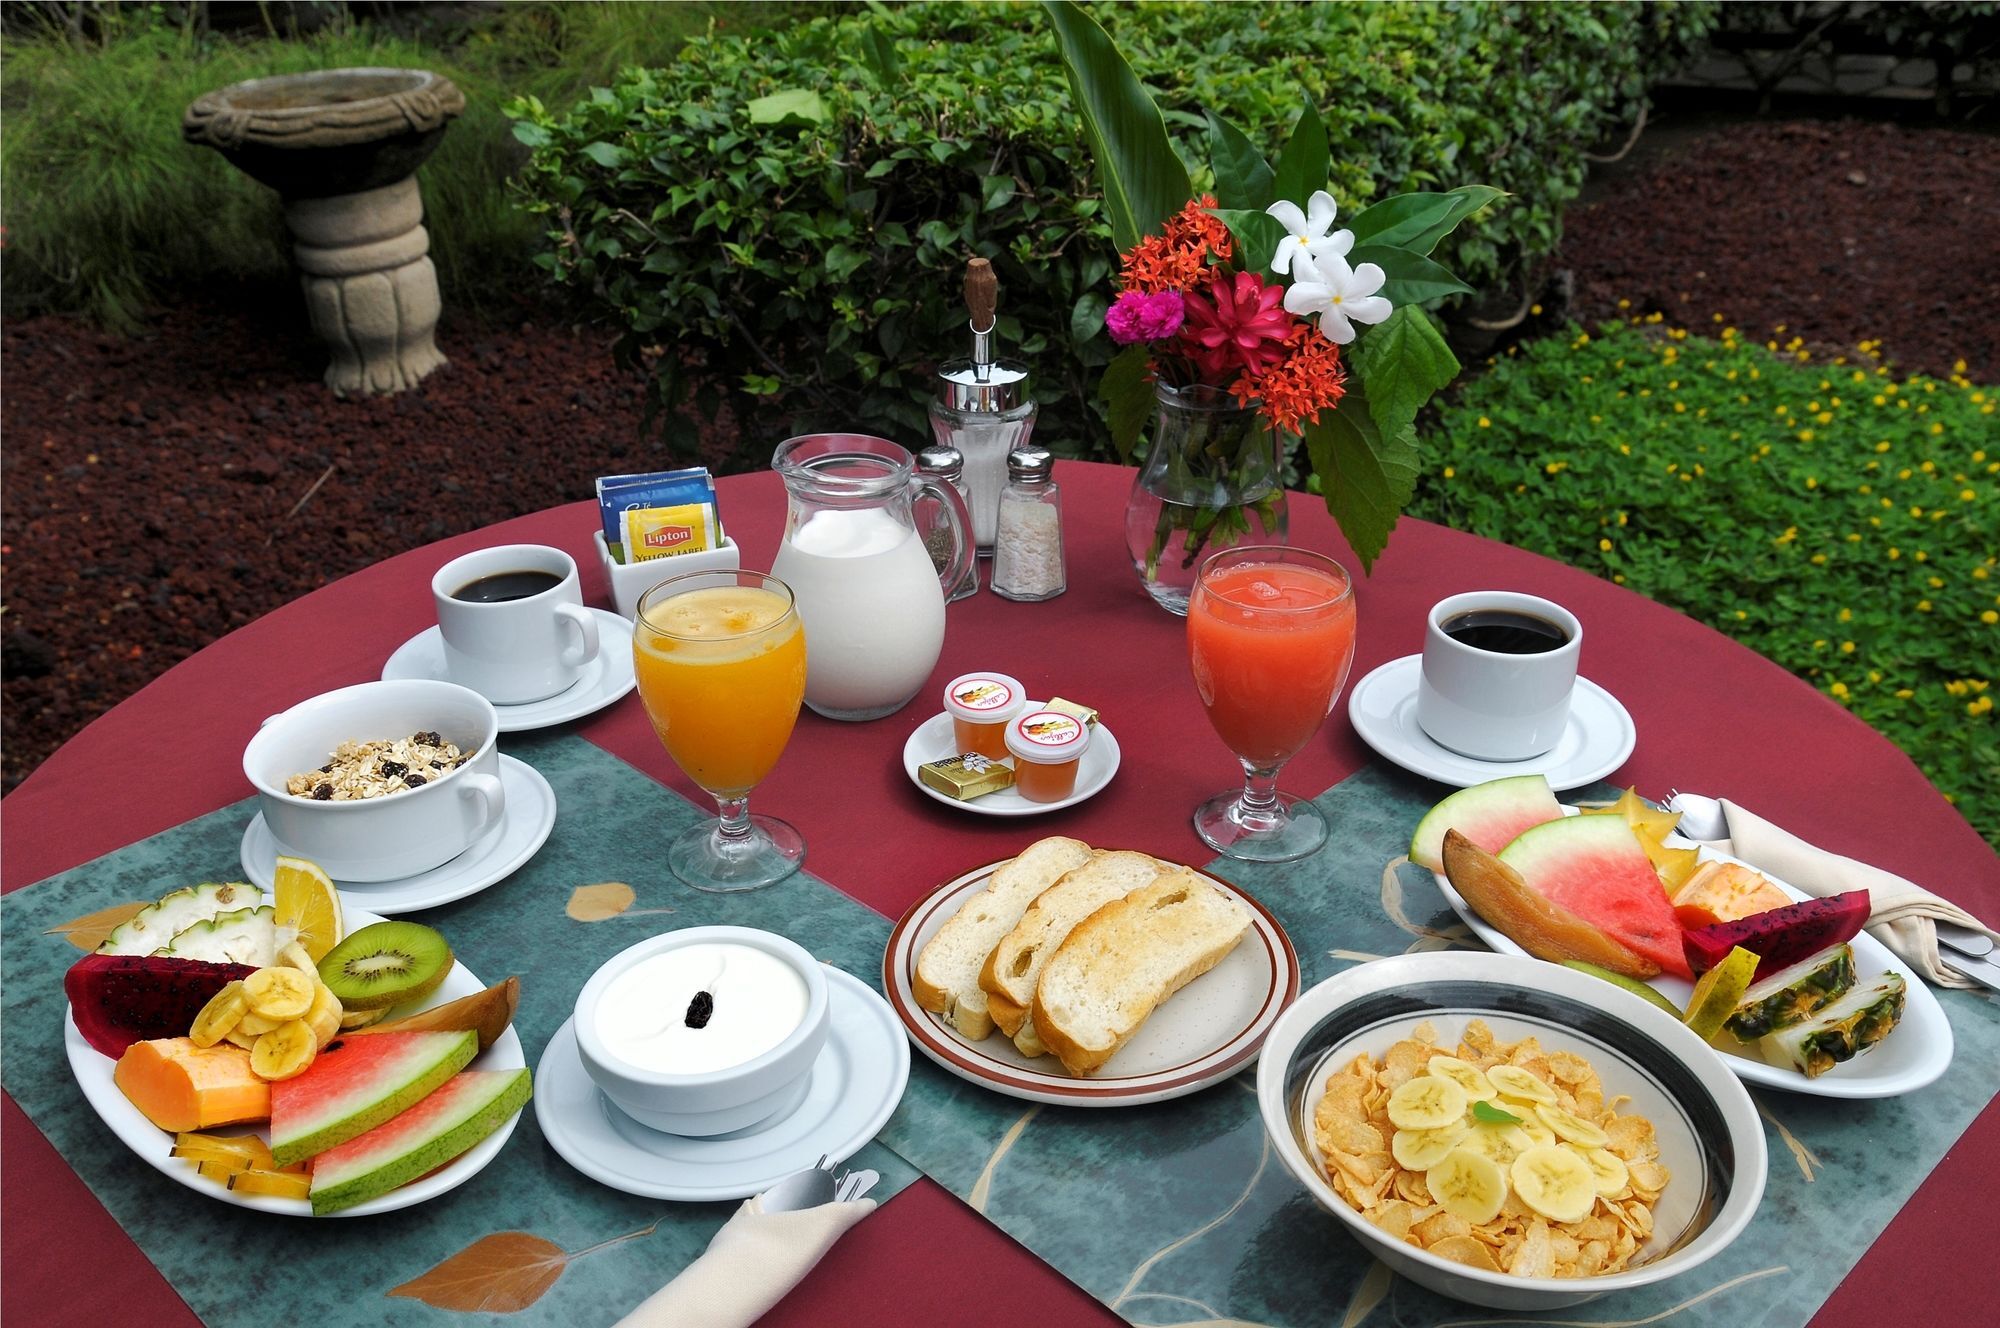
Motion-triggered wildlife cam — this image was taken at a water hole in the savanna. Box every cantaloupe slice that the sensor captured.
[114,1037,270,1132]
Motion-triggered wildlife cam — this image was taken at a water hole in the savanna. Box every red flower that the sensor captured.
[1177,270,1293,384]
[1119,195,1234,294]
[1236,324,1348,435]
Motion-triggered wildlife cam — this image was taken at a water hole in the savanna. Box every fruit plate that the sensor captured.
[62,907,528,1216]
[1430,814,1954,1099]
[882,860,1299,1106]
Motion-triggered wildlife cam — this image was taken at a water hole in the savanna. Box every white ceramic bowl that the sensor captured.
[575,926,830,1138]
[242,679,505,882]
[1256,952,1766,1311]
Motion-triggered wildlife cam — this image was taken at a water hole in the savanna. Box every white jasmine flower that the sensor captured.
[1265,190,1353,277]
[1282,252,1393,345]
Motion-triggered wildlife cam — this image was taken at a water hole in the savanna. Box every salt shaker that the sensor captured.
[930,258,1036,560]
[916,442,979,602]
[991,445,1065,602]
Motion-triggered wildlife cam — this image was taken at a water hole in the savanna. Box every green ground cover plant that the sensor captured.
[1412,320,1999,844]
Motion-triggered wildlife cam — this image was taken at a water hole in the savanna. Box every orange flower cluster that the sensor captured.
[1120,195,1234,294]
[1233,325,1348,435]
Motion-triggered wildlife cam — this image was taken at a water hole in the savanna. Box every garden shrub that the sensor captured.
[509,0,1717,459]
[1412,320,1998,845]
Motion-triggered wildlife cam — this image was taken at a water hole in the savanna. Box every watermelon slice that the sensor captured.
[1410,774,1563,871]
[269,1030,477,1167]
[1500,816,1694,980]
[309,1068,531,1215]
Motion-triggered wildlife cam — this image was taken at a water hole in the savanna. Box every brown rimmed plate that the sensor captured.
[882,859,1300,1106]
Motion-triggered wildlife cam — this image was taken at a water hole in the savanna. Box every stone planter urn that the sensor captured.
[184,68,465,396]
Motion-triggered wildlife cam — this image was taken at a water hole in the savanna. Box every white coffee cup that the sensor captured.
[1415,591,1581,761]
[433,544,600,705]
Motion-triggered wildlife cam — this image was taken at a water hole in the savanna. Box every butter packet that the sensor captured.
[596,467,722,563]
[918,753,1016,801]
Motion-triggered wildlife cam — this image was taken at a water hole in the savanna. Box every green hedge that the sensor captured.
[511,0,1717,460]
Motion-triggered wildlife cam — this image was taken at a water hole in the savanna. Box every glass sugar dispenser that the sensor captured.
[929,257,1037,562]
[992,444,1066,602]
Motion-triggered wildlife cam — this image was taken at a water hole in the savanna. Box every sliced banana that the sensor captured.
[250,1020,318,1081]
[303,981,343,1048]
[236,1009,283,1037]
[1386,1074,1468,1131]
[1511,1145,1597,1224]
[1425,1148,1507,1225]
[1535,1102,1611,1150]
[1487,1065,1557,1105]
[275,940,318,973]
[243,966,314,1020]
[223,1026,259,1051]
[339,1006,391,1030]
[1461,1121,1535,1166]
[1517,1113,1557,1147]
[1391,1123,1470,1171]
[1425,1055,1496,1102]
[1582,1146,1630,1196]
[189,981,249,1048]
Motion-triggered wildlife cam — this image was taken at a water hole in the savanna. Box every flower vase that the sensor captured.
[1123,382,1289,615]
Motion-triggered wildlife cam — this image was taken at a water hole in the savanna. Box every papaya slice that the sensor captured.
[1442,831,1661,981]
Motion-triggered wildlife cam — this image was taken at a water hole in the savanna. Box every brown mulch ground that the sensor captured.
[5,116,1997,792]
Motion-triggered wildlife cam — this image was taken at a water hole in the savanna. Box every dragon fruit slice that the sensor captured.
[65,954,257,1057]
[1683,889,1870,979]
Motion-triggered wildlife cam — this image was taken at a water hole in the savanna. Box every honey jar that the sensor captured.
[943,671,1027,759]
[1004,708,1091,803]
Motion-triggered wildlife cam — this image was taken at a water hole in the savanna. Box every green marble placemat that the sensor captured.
[0,732,915,1326]
[877,764,2000,1328]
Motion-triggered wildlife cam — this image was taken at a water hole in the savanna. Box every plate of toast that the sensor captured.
[882,836,1300,1106]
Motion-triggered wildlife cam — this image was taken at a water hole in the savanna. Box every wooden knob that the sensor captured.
[964,258,998,331]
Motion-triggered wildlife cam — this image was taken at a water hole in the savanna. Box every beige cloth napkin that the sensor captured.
[1695,799,2000,990]
[615,1196,875,1328]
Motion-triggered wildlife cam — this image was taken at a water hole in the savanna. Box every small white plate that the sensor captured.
[1347,653,1636,791]
[241,755,557,914]
[64,907,528,1217]
[882,860,1299,1106]
[381,611,636,733]
[1430,808,1955,1098]
[900,706,1121,816]
[536,966,909,1202]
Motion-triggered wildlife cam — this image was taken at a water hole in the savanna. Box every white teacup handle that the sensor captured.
[456,772,506,838]
[556,603,601,667]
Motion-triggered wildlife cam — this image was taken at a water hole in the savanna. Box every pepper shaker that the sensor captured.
[991,445,1065,602]
[916,442,979,602]
[930,258,1036,559]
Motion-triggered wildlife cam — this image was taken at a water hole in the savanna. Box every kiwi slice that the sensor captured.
[317,921,452,1011]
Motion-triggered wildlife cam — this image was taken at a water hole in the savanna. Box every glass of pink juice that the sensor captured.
[1187,546,1356,861]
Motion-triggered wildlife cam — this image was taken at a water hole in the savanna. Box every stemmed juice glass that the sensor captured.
[633,569,808,891]
[1187,546,1357,862]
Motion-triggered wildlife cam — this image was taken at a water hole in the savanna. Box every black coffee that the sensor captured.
[452,570,562,604]
[1441,609,1569,654]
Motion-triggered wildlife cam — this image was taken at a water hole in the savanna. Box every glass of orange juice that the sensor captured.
[633,570,808,891]
[1187,546,1356,862]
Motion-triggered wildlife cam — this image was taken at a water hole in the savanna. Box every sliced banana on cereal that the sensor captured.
[1424,1055,1497,1102]
[1386,1074,1468,1131]
[1517,1112,1557,1147]
[1391,1122,1470,1171]
[1581,1146,1630,1196]
[1426,1148,1507,1225]
[1487,1064,1558,1105]
[1535,1102,1611,1150]
[1460,1121,1535,1166]
[1511,1144,1597,1224]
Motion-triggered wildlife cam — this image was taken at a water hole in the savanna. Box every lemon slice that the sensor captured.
[273,855,343,964]
[1684,945,1759,1042]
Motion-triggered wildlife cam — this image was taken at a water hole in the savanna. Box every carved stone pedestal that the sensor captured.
[288,179,446,396]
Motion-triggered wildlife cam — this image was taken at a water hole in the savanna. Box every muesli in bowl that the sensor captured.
[286,731,473,801]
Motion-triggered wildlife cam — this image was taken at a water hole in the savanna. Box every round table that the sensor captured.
[6,462,1995,1328]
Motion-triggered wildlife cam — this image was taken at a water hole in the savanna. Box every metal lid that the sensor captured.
[1007,444,1053,483]
[936,355,1030,413]
[915,443,964,480]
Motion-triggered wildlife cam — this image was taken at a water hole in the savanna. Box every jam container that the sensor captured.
[943,671,1028,759]
[1004,708,1092,803]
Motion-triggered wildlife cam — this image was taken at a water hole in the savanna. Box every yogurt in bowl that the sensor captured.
[575,927,830,1137]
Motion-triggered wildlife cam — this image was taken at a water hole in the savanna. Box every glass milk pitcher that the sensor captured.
[771,434,973,721]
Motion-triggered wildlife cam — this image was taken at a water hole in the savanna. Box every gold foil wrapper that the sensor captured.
[918,753,1016,800]
[1045,696,1098,728]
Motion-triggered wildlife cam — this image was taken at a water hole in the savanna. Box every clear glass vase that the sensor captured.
[1123,382,1289,615]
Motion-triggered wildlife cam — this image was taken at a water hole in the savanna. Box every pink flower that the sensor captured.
[1177,271,1293,383]
[1105,290,1186,345]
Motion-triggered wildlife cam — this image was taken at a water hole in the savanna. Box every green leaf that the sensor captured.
[580,142,628,169]
[747,90,827,126]
[860,26,901,86]
[1070,291,1109,346]
[1304,382,1419,573]
[1270,103,1330,212]
[1352,305,1460,440]
[1099,344,1155,463]
[1211,208,1287,280]
[1206,109,1275,211]
[1472,1100,1522,1125]
[1043,0,1192,251]
[1350,244,1475,306]
[1347,185,1506,256]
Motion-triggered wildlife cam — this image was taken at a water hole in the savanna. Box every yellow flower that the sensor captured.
[1599,538,1612,552]
[1984,610,1999,625]
[1964,489,1977,502]
[1875,441,1891,452]
[1838,608,1853,622]
[1830,681,1850,699]
[1617,298,1630,309]
[1970,695,1994,716]
[1918,600,1933,612]
[1840,641,1856,654]
[1889,547,1902,559]
[1799,430,1815,443]
[1811,553,1828,565]
[1895,688,1914,699]
[1734,609,1748,620]
[1443,467,1456,479]
[1478,416,1491,428]
[1806,476,1818,488]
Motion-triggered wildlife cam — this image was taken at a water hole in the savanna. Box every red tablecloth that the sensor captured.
[6,462,1995,1327]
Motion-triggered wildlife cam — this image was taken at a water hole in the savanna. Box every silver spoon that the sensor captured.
[759,1154,835,1213]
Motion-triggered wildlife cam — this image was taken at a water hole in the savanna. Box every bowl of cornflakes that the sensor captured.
[1255,952,1765,1310]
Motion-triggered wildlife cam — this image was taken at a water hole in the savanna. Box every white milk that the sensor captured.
[772,505,947,720]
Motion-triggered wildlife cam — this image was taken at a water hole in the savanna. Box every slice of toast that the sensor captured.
[1031,868,1251,1076]
[980,850,1164,1057]
[912,836,1094,1040]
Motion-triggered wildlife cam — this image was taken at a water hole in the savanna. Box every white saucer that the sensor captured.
[536,967,910,1202]
[381,610,636,732]
[240,755,557,913]
[1346,654,1636,791]
[901,706,1122,816]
